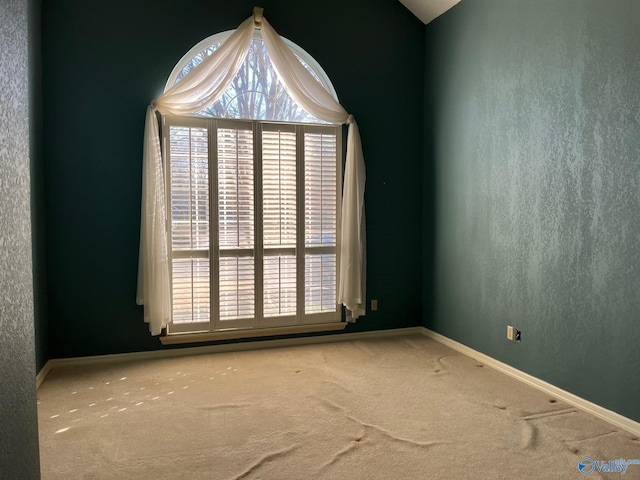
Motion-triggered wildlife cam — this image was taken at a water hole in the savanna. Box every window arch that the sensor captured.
[165,31,338,123]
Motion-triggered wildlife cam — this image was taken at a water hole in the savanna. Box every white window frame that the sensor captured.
[163,115,342,334]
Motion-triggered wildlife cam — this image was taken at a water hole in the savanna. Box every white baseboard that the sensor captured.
[420,327,640,437]
[36,326,424,388]
[36,361,52,389]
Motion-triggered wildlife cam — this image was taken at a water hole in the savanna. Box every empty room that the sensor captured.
[1,0,639,478]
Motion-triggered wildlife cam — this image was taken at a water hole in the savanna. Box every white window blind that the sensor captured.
[217,126,255,325]
[304,131,337,315]
[168,125,210,328]
[263,128,297,319]
[165,117,340,333]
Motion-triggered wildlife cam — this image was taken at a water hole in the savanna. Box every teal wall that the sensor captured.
[425,0,640,421]
[41,0,424,358]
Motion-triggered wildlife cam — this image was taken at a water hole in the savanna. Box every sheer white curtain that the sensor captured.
[137,14,366,334]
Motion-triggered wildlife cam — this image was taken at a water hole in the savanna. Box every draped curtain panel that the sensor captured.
[137,14,366,335]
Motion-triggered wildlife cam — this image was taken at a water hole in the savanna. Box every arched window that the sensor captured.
[166,31,337,123]
[163,30,342,335]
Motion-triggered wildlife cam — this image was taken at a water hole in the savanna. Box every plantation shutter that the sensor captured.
[304,129,338,319]
[166,117,340,333]
[167,121,210,333]
[262,126,298,323]
[216,122,256,329]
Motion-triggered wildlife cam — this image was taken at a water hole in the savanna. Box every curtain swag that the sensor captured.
[137,14,366,335]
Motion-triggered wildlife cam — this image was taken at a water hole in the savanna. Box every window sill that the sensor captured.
[159,322,347,346]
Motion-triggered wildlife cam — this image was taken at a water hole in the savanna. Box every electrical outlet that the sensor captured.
[514,329,521,342]
[371,299,378,311]
[507,325,514,341]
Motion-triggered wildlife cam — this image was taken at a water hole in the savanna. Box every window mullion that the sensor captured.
[210,118,220,332]
[296,125,305,324]
[255,121,264,326]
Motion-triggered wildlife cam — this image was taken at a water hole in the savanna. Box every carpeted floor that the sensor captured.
[37,335,640,479]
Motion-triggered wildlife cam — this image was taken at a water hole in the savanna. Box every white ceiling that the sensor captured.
[399,0,462,24]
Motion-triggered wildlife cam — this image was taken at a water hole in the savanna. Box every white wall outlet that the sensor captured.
[371,299,378,311]
[507,325,514,341]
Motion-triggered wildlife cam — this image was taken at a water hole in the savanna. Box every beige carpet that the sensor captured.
[37,335,640,479]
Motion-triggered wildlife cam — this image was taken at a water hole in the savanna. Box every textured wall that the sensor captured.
[425,0,640,421]
[41,0,424,358]
[0,0,41,477]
